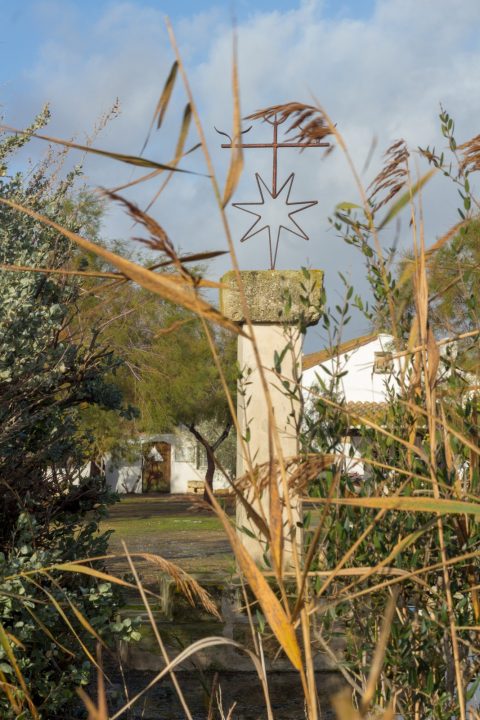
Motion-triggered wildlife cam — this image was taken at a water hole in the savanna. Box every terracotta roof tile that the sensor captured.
[344,400,389,424]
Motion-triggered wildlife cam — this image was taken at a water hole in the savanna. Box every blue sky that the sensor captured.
[1,0,375,86]
[1,0,479,343]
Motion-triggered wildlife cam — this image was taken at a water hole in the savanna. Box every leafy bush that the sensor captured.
[0,506,140,719]
[0,112,136,717]
[304,113,480,719]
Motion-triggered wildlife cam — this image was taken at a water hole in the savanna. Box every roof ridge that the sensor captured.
[303,332,380,370]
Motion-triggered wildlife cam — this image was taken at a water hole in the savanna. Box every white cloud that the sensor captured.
[4,0,480,343]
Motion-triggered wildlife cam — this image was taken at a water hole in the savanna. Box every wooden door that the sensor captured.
[142,441,171,493]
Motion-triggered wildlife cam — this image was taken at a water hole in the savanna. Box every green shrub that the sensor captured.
[0,112,137,717]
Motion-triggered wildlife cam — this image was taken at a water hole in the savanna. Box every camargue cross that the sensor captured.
[217,114,329,268]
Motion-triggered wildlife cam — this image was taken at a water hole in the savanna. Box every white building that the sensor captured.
[302,333,400,476]
[303,332,400,407]
[105,428,229,495]
[105,333,400,493]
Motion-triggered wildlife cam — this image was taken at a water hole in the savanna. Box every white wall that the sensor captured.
[168,430,230,493]
[105,430,230,494]
[170,453,203,493]
[105,456,142,494]
[302,334,401,479]
[303,334,400,404]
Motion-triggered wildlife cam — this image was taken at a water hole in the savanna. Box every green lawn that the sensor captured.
[102,514,223,538]
[101,495,234,577]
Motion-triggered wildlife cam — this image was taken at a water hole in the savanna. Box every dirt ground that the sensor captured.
[102,493,235,579]
[99,494,341,719]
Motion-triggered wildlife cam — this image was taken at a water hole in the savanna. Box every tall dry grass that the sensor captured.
[0,20,479,720]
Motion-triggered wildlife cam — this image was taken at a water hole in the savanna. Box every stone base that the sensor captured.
[118,579,344,674]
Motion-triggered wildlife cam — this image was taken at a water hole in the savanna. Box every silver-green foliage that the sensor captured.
[0,112,135,718]
[304,112,480,720]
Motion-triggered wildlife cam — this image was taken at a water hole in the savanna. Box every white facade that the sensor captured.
[302,334,399,477]
[302,333,399,404]
[104,456,142,494]
[105,429,229,495]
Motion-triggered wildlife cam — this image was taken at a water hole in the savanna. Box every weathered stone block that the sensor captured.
[219,269,323,325]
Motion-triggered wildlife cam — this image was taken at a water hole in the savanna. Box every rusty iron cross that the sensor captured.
[218,114,329,269]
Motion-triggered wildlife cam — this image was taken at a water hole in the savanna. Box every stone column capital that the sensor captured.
[219,269,323,326]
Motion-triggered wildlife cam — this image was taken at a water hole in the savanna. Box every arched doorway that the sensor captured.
[142,441,171,493]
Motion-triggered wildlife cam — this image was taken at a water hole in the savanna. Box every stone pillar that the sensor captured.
[220,270,323,566]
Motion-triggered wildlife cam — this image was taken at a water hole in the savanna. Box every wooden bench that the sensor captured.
[187,480,205,494]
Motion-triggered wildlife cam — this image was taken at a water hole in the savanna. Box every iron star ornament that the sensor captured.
[232,172,317,269]
[218,112,329,268]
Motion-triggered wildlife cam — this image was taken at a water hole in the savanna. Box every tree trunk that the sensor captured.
[188,421,232,505]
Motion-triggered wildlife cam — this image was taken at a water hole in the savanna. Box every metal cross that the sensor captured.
[218,114,329,268]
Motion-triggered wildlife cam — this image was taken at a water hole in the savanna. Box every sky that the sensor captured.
[1,0,480,347]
